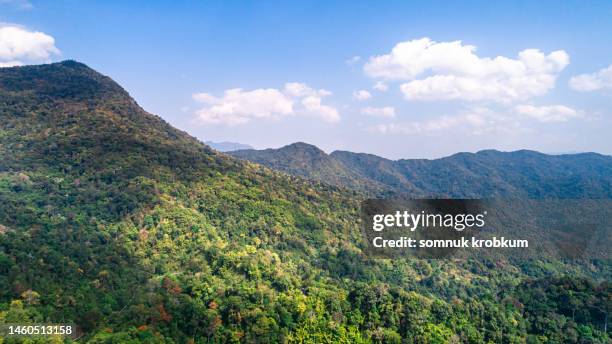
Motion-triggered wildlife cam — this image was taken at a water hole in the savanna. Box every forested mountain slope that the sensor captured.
[231,144,612,198]
[230,142,391,194]
[0,61,609,343]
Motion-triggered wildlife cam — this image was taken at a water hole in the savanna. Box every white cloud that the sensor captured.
[0,25,60,67]
[361,106,395,118]
[352,89,372,101]
[302,95,340,122]
[363,37,569,102]
[193,82,339,125]
[193,88,292,125]
[515,104,581,122]
[285,82,339,122]
[569,65,612,92]
[284,82,331,98]
[373,81,388,92]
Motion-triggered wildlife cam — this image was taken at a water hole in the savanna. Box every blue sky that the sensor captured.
[1,0,611,158]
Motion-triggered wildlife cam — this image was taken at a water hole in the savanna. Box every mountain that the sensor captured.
[231,142,391,194]
[231,144,612,198]
[0,61,359,342]
[0,61,609,343]
[205,141,253,152]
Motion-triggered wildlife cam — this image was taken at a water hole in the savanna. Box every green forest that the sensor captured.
[0,61,610,343]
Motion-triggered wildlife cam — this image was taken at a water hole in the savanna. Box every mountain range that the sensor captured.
[230,142,612,198]
[0,61,609,343]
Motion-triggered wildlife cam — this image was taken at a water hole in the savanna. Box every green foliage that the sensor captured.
[0,62,609,343]
[231,143,612,199]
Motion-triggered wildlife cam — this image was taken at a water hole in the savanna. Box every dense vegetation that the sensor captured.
[231,142,391,195]
[0,61,609,343]
[231,143,612,198]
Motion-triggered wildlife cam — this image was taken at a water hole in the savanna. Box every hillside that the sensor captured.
[231,144,612,198]
[0,62,609,343]
[231,143,392,194]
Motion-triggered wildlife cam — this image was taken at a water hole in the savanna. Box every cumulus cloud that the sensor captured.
[193,82,339,125]
[361,106,395,118]
[283,82,339,122]
[301,95,339,122]
[284,82,330,98]
[193,88,293,125]
[515,104,581,122]
[363,37,569,102]
[0,25,60,67]
[353,89,372,101]
[569,65,612,92]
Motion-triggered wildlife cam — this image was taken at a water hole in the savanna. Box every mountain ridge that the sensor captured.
[231,143,612,198]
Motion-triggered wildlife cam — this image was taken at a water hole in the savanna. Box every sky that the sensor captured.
[1,0,612,159]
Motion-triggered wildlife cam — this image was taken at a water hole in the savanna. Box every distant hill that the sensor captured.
[231,142,390,194]
[205,140,253,152]
[231,143,612,198]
